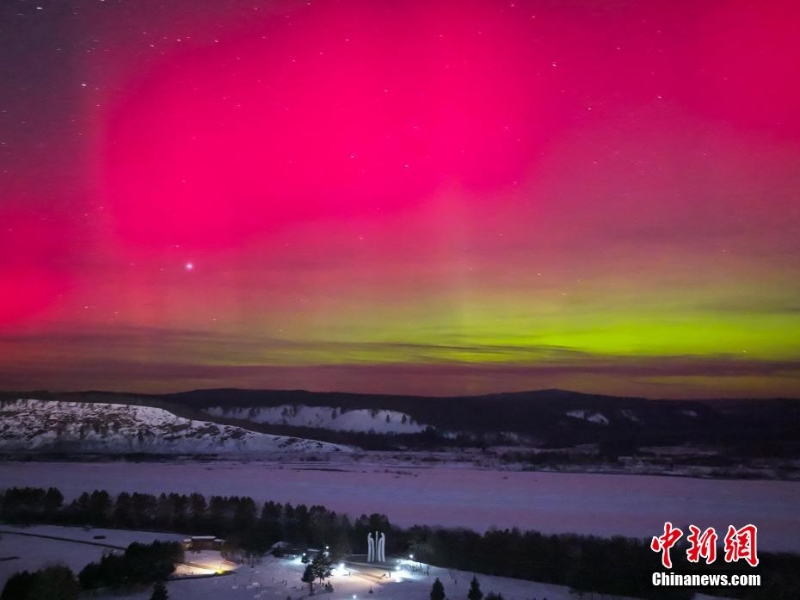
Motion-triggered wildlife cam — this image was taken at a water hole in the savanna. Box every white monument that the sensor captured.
[377,531,386,562]
[367,531,386,563]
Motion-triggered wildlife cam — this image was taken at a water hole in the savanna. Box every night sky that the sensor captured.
[1,0,799,398]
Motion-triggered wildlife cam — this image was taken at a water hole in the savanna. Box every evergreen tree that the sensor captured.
[189,492,207,532]
[302,564,316,594]
[150,581,169,600]
[312,551,332,584]
[43,487,64,516]
[468,576,483,600]
[430,578,445,600]
[88,490,112,526]
[114,492,134,528]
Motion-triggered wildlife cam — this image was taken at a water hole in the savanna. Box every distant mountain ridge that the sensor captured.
[0,398,350,455]
[1,388,798,457]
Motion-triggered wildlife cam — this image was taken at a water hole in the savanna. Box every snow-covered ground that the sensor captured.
[1,461,797,553]
[175,549,237,576]
[0,399,351,454]
[0,525,185,587]
[205,405,428,434]
[92,552,730,600]
[0,529,734,600]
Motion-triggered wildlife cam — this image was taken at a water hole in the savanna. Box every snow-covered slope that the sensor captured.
[0,399,351,454]
[565,409,609,425]
[204,404,428,434]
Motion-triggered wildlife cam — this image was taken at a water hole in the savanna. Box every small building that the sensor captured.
[182,535,225,551]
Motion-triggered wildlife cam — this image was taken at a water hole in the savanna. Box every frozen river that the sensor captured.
[1,461,798,552]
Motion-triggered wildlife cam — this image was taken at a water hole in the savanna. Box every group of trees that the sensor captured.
[1,565,79,600]
[0,540,180,600]
[408,526,800,600]
[77,540,183,590]
[0,487,64,523]
[409,526,694,600]
[2,486,800,599]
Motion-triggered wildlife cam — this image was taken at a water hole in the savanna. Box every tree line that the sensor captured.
[2,486,799,599]
[0,486,394,561]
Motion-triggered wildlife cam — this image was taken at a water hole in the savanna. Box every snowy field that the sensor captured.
[0,525,185,587]
[97,553,729,600]
[1,461,798,553]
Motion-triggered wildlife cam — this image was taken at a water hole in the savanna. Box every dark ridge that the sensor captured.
[3,388,799,457]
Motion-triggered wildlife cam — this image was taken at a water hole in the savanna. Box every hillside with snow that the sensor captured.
[566,409,609,425]
[5,389,799,464]
[0,399,351,455]
[204,404,428,434]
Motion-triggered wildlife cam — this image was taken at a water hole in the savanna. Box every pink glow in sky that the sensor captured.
[1,0,799,397]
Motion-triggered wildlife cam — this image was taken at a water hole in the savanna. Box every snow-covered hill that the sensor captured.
[204,404,428,434]
[0,399,351,454]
